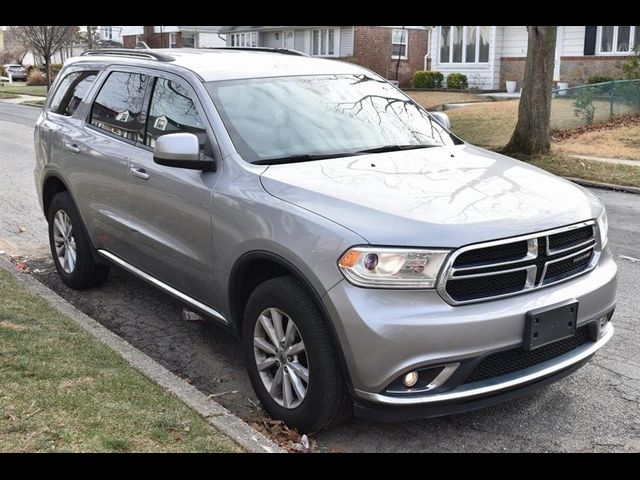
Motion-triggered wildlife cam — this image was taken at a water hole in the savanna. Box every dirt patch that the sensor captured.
[0,320,31,331]
[58,376,96,391]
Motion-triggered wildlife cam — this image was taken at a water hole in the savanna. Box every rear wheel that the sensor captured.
[242,276,352,432]
[48,192,110,289]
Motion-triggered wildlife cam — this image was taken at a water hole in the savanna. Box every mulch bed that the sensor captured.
[552,114,640,142]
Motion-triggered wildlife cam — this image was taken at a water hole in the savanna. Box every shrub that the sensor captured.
[413,70,444,88]
[585,75,614,85]
[623,45,640,80]
[49,63,63,80]
[27,69,47,86]
[446,73,468,90]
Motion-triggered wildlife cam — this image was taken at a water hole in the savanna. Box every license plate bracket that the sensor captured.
[524,300,578,351]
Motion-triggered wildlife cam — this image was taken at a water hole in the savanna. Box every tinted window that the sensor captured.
[90,72,147,141]
[145,77,207,149]
[49,70,98,116]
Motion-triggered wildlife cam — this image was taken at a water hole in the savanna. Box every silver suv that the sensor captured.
[34,48,617,431]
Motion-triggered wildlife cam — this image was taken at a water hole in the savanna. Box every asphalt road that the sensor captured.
[2,102,639,452]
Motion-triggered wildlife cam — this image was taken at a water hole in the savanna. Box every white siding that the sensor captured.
[562,26,585,56]
[263,31,281,49]
[294,30,306,52]
[340,26,355,56]
[198,32,226,48]
[490,25,504,89]
[501,26,528,57]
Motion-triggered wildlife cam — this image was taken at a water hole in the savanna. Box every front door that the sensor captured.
[282,30,294,50]
[126,73,218,306]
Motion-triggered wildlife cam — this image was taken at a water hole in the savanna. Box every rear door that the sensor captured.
[65,68,150,261]
[125,71,219,305]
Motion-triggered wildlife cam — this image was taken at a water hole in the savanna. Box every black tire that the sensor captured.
[48,191,110,289]
[243,276,352,432]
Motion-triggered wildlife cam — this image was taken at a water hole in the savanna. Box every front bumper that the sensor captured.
[322,248,617,409]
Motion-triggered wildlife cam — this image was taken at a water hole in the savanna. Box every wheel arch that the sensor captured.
[228,250,354,393]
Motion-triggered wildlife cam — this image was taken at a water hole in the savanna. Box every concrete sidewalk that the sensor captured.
[568,154,640,168]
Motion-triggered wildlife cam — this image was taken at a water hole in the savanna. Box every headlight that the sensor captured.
[597,207,608,249]
[338,247,450,288]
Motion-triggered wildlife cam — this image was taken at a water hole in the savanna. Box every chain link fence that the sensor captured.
[550,80,640,130]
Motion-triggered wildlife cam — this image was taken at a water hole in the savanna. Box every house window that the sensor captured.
[597,26,640,54]
[168,33,177,48]
[312,28,338,56]
[392,29,408,59]
[230,32,256,47]
[439,26,490,64]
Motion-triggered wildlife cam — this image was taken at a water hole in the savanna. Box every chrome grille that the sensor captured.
[438,221,599,305]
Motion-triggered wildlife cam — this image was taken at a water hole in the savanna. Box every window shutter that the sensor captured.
[584,26,597,55]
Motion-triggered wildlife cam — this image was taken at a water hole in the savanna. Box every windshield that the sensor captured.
[205,74,461,164]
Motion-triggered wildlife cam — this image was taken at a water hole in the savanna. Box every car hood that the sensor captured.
[259,145,604,247]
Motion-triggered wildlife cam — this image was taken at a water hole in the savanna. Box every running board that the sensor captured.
[97,249,228,325]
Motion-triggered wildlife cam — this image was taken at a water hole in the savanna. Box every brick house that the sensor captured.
[218,26,429,87]
[120,26,226,50]
[430,26,640,90]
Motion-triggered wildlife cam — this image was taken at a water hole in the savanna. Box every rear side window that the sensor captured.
[144,77,207,149]
[49,70,98,116]
[90,71,148,142]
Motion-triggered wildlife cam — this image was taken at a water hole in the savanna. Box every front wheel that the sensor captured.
[242,276,352,432]
[48,191,110,289]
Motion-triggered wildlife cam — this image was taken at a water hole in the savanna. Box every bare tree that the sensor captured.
[503,26,557,155]
[9,26,74,90]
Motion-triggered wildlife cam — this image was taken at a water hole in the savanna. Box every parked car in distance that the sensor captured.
[34,48,617,431]
[3,63,27,80]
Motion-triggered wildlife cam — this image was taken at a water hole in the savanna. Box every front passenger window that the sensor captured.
[145,78,207,149]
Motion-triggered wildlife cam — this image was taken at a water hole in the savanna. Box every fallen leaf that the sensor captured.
[17,226,26,233]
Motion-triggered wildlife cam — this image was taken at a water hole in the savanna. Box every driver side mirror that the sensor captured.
[430,111,451,130]
[153,133,215,171]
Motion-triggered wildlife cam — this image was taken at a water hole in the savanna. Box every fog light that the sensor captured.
[402,371,419,387]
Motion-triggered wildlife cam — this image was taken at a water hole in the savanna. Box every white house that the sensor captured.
[119,26,226,49]
[98,26,124,45]
[430,26,640,90]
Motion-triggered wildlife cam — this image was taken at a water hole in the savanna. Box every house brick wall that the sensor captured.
[499,57,526,90]
[342,26,428,87]
[559,56,628,85]
[122,27,182,49]
[499,55,630,90]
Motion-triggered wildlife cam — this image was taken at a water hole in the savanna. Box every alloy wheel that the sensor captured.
[253,307,309,409]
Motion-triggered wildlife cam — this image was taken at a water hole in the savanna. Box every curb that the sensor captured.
[563,176,640,195]
[0,255,285,453]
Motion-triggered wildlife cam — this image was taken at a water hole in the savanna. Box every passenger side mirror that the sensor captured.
[153,133,215,171]
[430,112,451,130]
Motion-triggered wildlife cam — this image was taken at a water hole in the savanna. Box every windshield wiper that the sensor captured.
[252,152,362,165]
[354,144,436,154]
[252,144,437,165]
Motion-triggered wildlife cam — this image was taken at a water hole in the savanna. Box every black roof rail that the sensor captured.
[211,47,309,57]
[80,49,175,62]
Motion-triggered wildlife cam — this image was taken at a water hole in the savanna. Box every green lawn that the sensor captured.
[0,84,48,97]
[0,267,242,453]
[441,98,640,187]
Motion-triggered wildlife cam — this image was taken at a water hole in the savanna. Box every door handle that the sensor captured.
[130,167,150,181]
[65,142,80,154]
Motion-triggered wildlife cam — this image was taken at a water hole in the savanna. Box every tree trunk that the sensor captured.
[503,26,557,156]
[45,56,51,92]
[87,26,93,49]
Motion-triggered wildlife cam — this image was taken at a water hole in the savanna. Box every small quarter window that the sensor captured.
[90,72,147,142]
[49,70,98,116]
